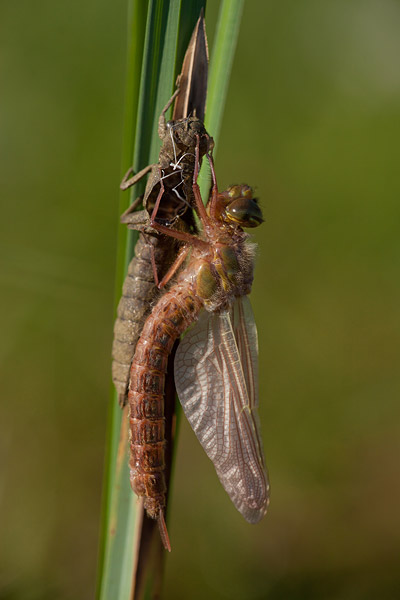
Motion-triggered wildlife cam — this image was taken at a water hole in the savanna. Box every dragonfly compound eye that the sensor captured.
[225,197,264,228]
[226,184,253,200]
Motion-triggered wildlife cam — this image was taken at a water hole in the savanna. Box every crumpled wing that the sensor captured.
[175,296,269,523]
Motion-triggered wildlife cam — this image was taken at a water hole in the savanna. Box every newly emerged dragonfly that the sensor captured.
[112,15,213,407]
[128,137,269,551]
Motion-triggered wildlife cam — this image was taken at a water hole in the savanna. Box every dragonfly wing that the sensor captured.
[230,295,259,413]
[175,296,269,523]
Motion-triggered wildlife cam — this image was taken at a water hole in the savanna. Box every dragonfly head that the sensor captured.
[217,185,263,228]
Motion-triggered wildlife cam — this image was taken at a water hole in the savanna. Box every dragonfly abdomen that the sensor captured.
[128,285,202,519]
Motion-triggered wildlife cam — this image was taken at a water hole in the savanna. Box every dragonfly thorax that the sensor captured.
[189,238,255,311]
[181,185,262,311]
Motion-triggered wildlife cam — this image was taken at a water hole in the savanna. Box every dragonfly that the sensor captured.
[128,136,269,551]
[112,15,213,407]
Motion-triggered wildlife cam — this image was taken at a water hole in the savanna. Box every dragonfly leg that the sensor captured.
[150,172,206,247]
[120,163,153,191]
[157,244,191,289]
[150,219,205,246]
[207,133,215,156]
[149,170,166,224]
[142,232,188,288]
[206,151,219,219]
[158,86,181,138]
[144,234,160,287]
[191,135,211,227]
[120,196,147,225]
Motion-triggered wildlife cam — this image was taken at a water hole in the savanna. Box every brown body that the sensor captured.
[128,139,265,549]
[129,288,202,518]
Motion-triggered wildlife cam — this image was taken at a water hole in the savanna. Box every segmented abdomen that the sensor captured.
[128,285,202,519]
[112,232,178,406]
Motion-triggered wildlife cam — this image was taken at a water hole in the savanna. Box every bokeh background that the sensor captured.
[1,0,400,598]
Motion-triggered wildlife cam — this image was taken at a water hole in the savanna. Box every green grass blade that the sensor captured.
[97,2,206,599]
[97,1,244,597]
[205,0,245,149]
[96,2,148,596]
[199,0,245,203]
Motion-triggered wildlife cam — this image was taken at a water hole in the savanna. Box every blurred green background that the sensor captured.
[1,1,400,598]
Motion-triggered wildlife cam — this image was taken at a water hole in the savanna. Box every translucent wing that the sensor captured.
[175,296,269,523]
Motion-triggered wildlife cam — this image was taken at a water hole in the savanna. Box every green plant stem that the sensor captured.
[97,2,244,598]
[97,3,205,599]
[206,0,244,147]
